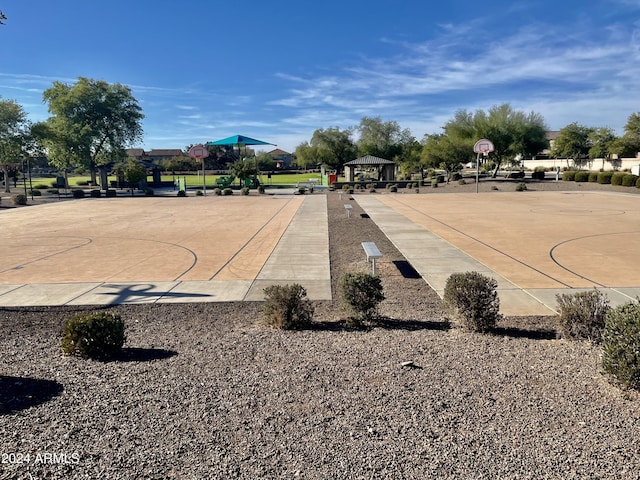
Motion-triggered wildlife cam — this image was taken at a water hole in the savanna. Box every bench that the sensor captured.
[361,242,382,274]
[344,204,353,217]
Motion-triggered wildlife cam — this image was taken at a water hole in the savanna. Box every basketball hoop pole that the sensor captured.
[476,152,480,194]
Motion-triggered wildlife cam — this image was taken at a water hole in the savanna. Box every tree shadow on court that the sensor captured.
[99,284,213,304]
[0,375,64,415]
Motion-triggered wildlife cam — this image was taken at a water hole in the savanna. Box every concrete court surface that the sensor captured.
[0,195,331,306]
[356,191,640,316]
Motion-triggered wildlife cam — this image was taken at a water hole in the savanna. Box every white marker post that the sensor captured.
[473,139,495,193]
[188,145,210,196]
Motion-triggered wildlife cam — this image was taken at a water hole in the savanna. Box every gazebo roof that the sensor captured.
[344,155,395,166]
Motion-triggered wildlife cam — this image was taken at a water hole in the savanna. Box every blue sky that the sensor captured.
[2,0,640,153]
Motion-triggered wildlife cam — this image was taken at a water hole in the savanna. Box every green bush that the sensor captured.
[213,188,222,196]
[177,190,186,197]
[574,171,589,182]
[431,180,438,188]
[29,189,42,196]
[562,171,576,181]
[241,187,250,195]
[531,167,546,180]
[602,301,640,390]
[458,179,467,185]
[515,182,527,191]
[61,311,126,358]
[13,193,27,205]
[588,172,599,183]
[33,183,49,189]
[222,188,233,196]
[261,284,314,329]
[144,188,154,196]
[90,189,101,198]
[597,171,613,184]
[72,189,85,198]
[555,289,609,342]
[196,190,203,196]
[389,185,398,192]
[443,271,501,333]
[339,272,385,326]
[622,174,638,187]
[106,189,117,197]
[611,172,626,186]
[451,172,462,181]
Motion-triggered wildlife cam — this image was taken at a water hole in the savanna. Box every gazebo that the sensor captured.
[343,155,396,182]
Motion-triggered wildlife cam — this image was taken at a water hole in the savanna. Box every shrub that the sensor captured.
[339,272,385,326]
[213,188,222,196]
[177,190,186,197]
[515,182,527,191]
[504,171,525,179]
[389,184,398,192]
[574,171,589,182]
[622,174,638,187]
[597,171,613,184]
[611,172,626,186]
[562,171,576,181]
[602,301,640,390]
[258,185,265,194]
[222,188,233,196]
[72,189,85,198]
[106,189,117,197]
[451,172,462,181]
[144,187,154,196]
[61,311,126,358]
[241,187,250,195]
[491,185,499,191]
[90,189,101,198]
[261,284,314,329]
[555,289,609,342]
[637,177,640,188]
[531,167,546,180]
[588,172,599,183]
[443,271,501,333]
[29,189,42,196]
[458,179,467,185]
[431,180,438,188]
[33,183,49,189]
[13,193,27,205]
[196,190,203,196]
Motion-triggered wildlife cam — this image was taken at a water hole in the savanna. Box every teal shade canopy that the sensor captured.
[205,135,274,147]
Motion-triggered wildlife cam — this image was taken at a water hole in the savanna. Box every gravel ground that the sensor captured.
[1,179,640,479]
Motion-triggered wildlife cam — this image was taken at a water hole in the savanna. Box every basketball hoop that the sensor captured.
[473,139,494,193]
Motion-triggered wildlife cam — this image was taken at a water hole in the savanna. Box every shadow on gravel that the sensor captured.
[0,375,64,415]
[305,318,450,332]
[493,327,558,340]
[107,347,178,363]
[392,260,422,279]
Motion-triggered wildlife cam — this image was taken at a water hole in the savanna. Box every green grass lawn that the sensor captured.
[25,172,324,189]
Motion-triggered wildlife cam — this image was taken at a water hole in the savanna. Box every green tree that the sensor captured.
[588,127,618,169]
[122,158,147,194]
[0,98,31,193]
[610,112,640,159]
[309,127,357,173]
[443,104,548,177]
[294,141,321,170]
[551,122,594,168]
[38,77,144,185]
[228,158,258,186]
[421,133,472,182]
[356,116,412,160]
[163,155,198,173]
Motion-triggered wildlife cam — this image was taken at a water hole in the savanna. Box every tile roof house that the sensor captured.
[267,148,294,168]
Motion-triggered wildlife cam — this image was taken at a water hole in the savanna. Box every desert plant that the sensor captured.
[339,272,385,325]
[431,180,438,188]
[177,190,186,197]
[389,184,398,192]
[72,189,85,198]
[515,182,527,191]
[241,187,250,195]
[531,167,546,180]
[213,188,222,196]
[28,189,42,196]
[89,189,101,198]
[458,179,467,185]
[61,311,126,358]
[443,271,501,333]
[196,190,203,196]
[562,171,577,181]
[555,289,609,342]
[13,193,27,205]
[574,171,589,182]
[491,185,499,191]
[622,174,638,187]
[611,172,626,186]
[602,301,640,390]
[597,171,613,184]
[258,185,266,194]
[33,183,49,189]
[222,188,233,196]
[588,172,599,183]
[261,283,314,329]
[144,188,154,196]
